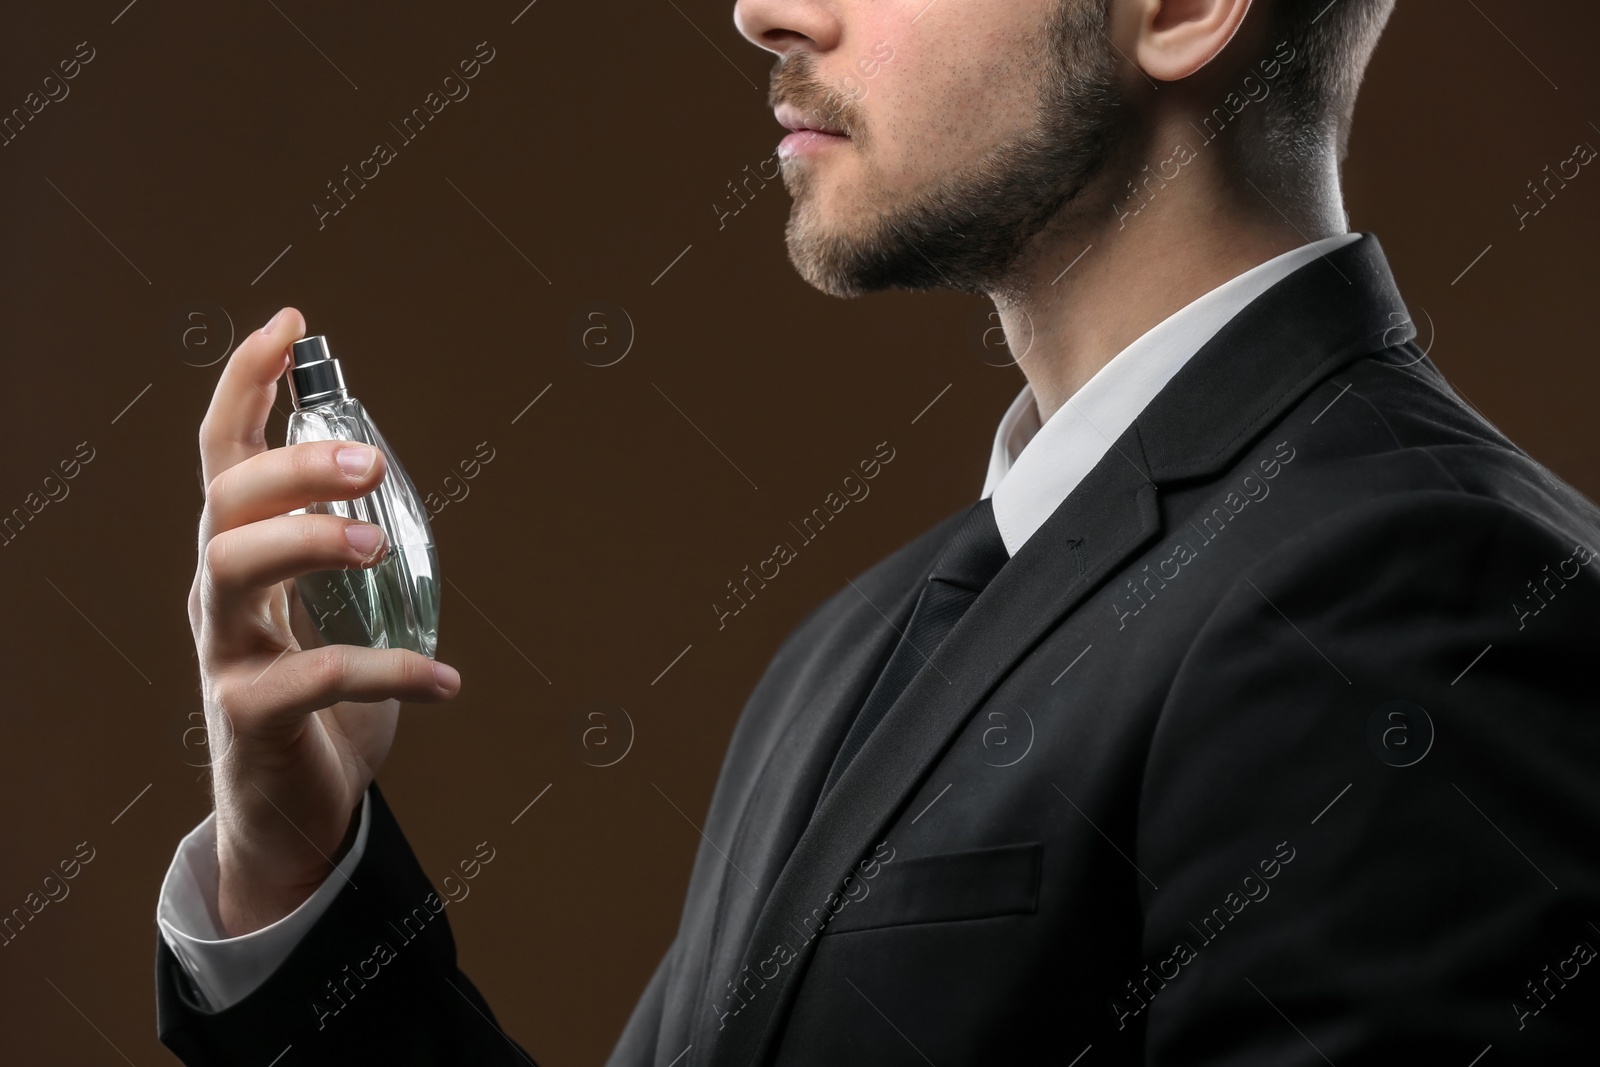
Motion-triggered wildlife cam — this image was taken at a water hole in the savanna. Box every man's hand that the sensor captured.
[188,307,461,936]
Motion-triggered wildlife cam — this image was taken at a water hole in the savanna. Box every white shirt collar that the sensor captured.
[981,232,1361,557]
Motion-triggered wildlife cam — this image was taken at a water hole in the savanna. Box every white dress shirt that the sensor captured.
[157,231,1362,1012]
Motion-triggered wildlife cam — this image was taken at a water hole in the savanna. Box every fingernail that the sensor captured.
[345,523,386,557]
[261,309,281,334]
[335,445,377,477]
[433,662,460,692]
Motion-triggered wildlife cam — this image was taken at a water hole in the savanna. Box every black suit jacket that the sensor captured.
[158,235,1600,1064]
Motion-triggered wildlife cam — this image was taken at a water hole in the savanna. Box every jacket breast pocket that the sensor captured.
[821,841,1043,936]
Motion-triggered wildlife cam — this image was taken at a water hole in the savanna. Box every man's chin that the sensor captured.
[785,234,995,300]
[783,213,873,299]
[782,208,946,300]
[775,179,847,294]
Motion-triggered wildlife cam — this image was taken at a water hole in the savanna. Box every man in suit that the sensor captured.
[158,0,1600,1062]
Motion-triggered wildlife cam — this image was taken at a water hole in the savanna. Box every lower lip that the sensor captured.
[779,129,850,160]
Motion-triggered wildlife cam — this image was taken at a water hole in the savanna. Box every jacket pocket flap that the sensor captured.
[821,841,1042,936]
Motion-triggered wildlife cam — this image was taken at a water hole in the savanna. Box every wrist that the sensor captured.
[215,795,362,937]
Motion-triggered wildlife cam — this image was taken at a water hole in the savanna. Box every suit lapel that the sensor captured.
[672,508,964,1060]
[698,234,1413,1067]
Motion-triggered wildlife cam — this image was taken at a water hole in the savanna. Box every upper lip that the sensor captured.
[774,103,847,136]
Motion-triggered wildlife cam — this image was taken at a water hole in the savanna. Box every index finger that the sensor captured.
[198,306,306,491]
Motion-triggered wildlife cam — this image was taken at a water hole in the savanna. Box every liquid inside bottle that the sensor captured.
[285,338,440,658]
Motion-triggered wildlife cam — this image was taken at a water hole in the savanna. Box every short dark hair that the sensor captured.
[1255,0,1396,166]
[1213,0,1394,227]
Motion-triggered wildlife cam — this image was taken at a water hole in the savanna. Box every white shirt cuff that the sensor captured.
[156,790,372,1013]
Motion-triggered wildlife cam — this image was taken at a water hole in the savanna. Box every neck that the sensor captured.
[990,157,1345,425]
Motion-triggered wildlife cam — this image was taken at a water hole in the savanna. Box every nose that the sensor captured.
[733,0,842,57]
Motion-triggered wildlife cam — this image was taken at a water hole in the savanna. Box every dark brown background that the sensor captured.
[1,2,1596,1062]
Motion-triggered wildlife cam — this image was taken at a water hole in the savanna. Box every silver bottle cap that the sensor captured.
[288,335,349,409]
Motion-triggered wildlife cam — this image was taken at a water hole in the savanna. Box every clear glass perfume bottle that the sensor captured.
[285,335,440,658]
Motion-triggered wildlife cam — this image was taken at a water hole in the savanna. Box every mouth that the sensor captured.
[774,103,851,160]
[774,103,848,137]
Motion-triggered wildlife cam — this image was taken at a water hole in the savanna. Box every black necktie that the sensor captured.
[813,496,1010,812]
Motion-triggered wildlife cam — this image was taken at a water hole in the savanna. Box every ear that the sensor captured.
[1131,0,1256,82]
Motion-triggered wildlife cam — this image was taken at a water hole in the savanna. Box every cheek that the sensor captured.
[854,15,1048,188]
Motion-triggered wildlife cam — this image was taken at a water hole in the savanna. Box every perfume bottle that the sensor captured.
[285,335,441,658]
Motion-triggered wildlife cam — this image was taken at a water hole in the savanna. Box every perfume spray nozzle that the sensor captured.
[288,334,348,410]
